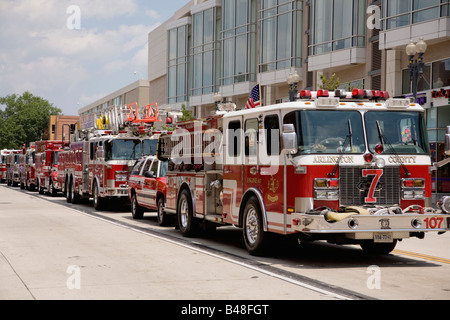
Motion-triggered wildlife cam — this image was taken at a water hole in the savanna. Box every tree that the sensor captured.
[180,104,193,121]
[319,73,341,91]
[0,92,62,149]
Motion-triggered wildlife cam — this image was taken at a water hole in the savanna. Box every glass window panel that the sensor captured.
[314,0,332,45]
[235,34,247,81]
[413,7,440,22]
[236,0,248,27]
[432,58,450,88]
[193,54,202,92]
[223,0,235,30]
[262,17,276,63]
[333,0,353,40]
[168,29,177,61]
[387,0,412,16]
[387,14,411,29]
[193,13,203,48]
[223,38,234,80]
[204,9,214,44]
[413,0,439,10]
[177,27,186,58]
[277,13,292,61]
[203,51,213,91]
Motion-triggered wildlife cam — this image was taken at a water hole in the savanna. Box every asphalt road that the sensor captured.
[1,184,450,302]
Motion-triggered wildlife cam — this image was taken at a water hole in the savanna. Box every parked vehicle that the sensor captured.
[157,89,450,256]
[128,155,168,225]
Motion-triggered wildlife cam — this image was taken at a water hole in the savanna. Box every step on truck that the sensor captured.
[157,89,450,256]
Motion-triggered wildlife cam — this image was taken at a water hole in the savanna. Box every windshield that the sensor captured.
[283,110,365,155]
[365,111,429,154]
[143,139,158,156]
[105,139,142,160]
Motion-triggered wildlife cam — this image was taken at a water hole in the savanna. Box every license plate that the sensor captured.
[374,232,393,243]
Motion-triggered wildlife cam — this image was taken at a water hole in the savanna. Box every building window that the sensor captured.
[191,7,221,96]
[401,64,431,94]
[310,0,366,55]
[402,58,450,95]
[221,0,257,85]
[168,24,190,104]
[259,0,303,72]
[383,0,448,30]
[432,58,450,88]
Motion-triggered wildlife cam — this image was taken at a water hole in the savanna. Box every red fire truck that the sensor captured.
[0,149,12,183]
[35,140,68,196]
[157,89,450,256]
[5,150,22,187]
[62,103,161,210]
[16,144,36,190]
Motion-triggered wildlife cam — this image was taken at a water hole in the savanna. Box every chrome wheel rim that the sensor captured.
[180,198,188,229]
[245,207,259,245]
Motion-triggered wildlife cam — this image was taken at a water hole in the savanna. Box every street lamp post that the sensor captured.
[287,71,301,102]
[406,37,427,102]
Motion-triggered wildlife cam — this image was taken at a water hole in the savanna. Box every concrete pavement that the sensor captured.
[0,185,335,300]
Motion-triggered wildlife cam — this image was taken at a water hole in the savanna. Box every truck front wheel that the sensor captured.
[93,183,105,211]
[360,240,397,255]
[242,196,269,256]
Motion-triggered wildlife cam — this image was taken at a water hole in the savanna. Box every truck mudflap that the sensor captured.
[291,206,450,240]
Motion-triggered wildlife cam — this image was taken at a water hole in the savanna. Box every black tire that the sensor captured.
[131,193,144,219]
[242,196,269,256]
[49,182,57,197]
[71,179,81,204]
[66,178,72,203]
[93,183,105,211]
[177,189,198,237]
[360,240,397,255]
[157,196,169,226]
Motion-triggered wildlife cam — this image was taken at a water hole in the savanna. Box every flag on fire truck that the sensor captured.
[246,84,261,109]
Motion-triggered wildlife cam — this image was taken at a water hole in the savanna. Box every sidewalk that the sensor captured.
[0,185,329,300]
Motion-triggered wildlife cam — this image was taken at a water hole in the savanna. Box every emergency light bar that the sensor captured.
[299,89,390,101]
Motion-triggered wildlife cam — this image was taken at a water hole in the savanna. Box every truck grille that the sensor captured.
[339,166,400,206]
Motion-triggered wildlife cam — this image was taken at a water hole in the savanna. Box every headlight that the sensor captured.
[115,171,128,181]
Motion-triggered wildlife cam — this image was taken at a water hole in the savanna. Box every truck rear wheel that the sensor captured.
[360,240,397,255]
[177,189,198,237]
[131,193,144,219]
[243,196,269,256]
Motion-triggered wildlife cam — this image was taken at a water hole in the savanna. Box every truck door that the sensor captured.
[223,118,243,225]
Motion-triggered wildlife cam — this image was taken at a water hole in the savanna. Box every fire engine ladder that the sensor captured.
[95,103,161,132]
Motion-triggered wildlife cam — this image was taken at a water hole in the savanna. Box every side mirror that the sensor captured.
[144,171,155,178]
[281,124,298,154]
[445,126,450,156]
[96,146,104,159]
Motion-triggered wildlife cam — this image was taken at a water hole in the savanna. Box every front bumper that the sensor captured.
[292,210,450,240]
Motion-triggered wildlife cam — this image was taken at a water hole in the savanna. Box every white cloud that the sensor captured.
[0,0,163,114]
[146,9,161,19]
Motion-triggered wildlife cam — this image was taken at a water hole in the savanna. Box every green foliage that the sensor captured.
[180,104,193,121]
[319,73,341,91]
[0,92,61,149]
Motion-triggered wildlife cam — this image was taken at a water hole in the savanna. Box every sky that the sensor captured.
[0,0,188,115]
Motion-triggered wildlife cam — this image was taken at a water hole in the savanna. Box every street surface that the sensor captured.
[1,184,450,302]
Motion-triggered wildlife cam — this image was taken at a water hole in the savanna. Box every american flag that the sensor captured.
[246,85,261,109]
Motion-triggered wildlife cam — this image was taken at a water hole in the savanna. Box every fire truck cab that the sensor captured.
[21,144,37,191]
[64,102,162,210]
[158,89,450,256]
[5,150,21,187]
[35,140,67,196]
[0,149,12,183]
